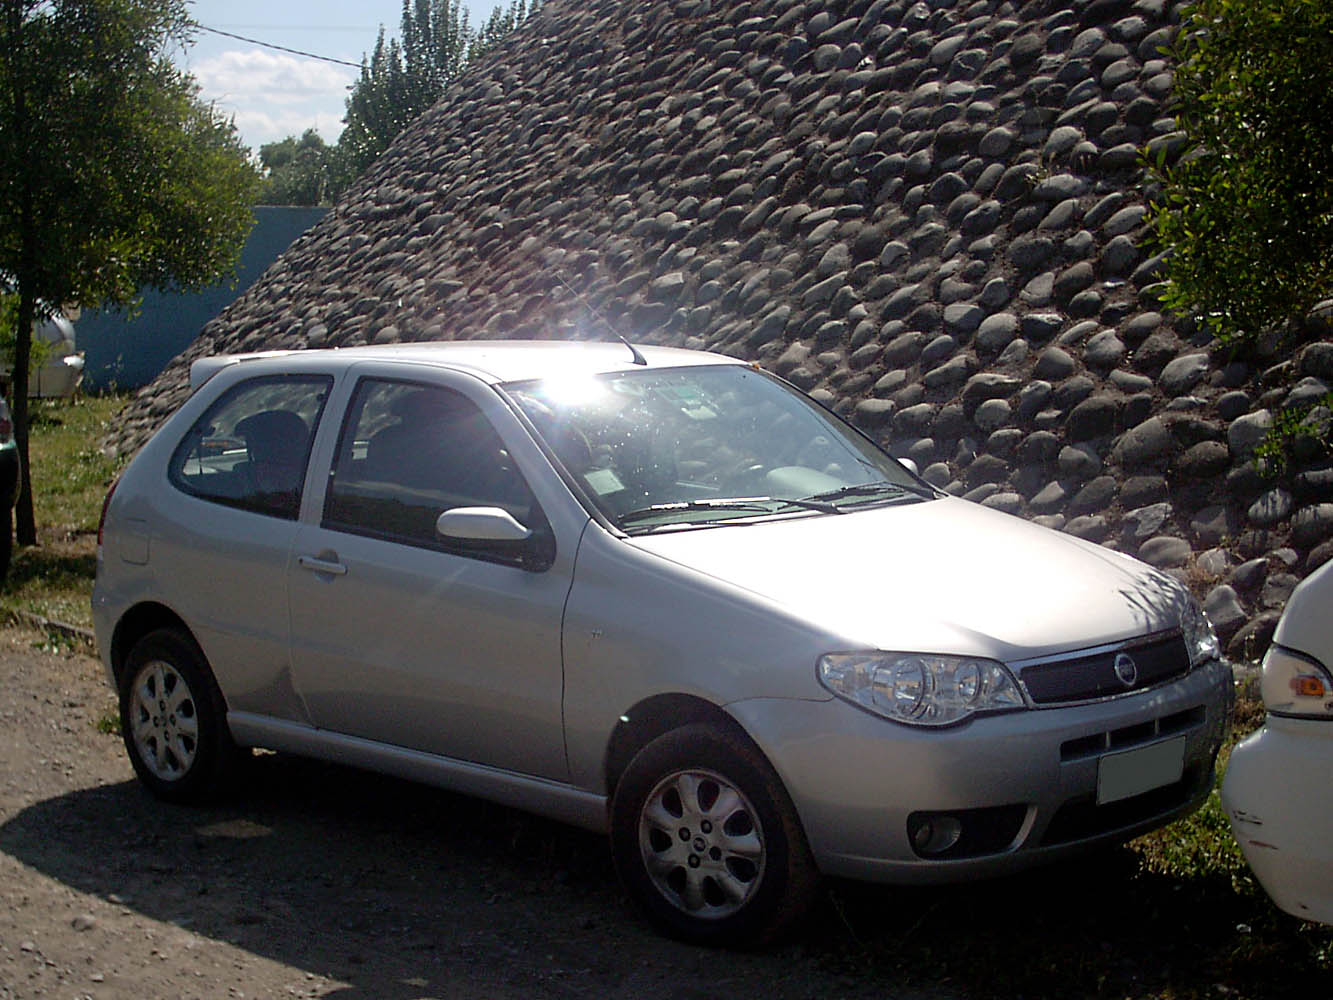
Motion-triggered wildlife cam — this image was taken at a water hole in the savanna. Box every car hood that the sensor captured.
[627,496,1187,662]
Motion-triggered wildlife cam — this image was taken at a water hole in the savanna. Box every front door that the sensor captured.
[286,372,577,781]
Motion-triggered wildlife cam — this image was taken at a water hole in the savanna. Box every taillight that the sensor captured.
[97,477,119,555]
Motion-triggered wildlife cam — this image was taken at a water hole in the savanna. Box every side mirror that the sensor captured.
[436,506,533,543]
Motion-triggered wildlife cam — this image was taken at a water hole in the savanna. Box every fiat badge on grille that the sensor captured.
[1113,652,1138,688]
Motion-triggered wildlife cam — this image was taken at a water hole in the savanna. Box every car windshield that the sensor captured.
[502,364,931,532]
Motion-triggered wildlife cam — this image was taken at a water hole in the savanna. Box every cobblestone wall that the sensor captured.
[107,0,1333,659]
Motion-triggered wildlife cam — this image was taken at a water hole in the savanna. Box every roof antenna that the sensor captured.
[547,263,648,365]
[617,334,648,366]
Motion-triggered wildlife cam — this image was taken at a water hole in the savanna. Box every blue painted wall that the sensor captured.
[77,206,326,391]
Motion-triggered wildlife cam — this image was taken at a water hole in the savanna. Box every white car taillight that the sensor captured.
[1260,645,1333,719]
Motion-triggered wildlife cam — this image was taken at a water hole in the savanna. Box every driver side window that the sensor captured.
[323,379,547,563]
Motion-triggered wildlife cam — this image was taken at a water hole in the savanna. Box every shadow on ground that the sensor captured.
[1,751,1326,999]
[4,546,98,596]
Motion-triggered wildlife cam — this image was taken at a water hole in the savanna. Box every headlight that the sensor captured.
[1260,645,1333,719]
[1180,597,1220,667]
[818,652,1026,727]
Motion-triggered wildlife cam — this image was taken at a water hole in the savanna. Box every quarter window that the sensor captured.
[323,379,548,564]
[169,375,331,520]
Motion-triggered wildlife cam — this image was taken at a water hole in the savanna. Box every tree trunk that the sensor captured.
[12,289,35,547]
[7,0,37,547]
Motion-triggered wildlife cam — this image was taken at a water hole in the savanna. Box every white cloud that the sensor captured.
[191,49,356,149]
[228,107,350,149]
[195,48,354,104]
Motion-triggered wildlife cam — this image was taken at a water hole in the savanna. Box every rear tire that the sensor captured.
[610,722,818,946]
[119,628,235,802]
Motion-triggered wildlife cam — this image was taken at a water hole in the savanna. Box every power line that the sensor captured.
[195,24,363,69]
[212,24,379,31]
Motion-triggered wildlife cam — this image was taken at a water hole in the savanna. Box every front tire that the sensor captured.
[119,628,234,802]
[610,723,817,946]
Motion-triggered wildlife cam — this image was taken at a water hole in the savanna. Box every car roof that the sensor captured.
[189,340,745,391]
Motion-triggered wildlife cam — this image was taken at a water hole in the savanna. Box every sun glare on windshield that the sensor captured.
[537,372,610,408]
[503,365,927,530]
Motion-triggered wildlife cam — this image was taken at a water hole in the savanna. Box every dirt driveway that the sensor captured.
[2,625,1327,1000]
[1,627,943,1000]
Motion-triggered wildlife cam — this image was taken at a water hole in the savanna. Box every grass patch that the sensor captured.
[1,394,127,627]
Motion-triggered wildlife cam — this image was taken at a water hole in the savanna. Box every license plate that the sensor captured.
[1096,736,1186,805]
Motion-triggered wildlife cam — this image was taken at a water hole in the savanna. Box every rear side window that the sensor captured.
[323,378,548,563]
[169,375,332,519]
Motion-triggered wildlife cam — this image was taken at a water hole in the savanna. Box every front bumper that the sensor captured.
[729,657,1232,883]
[1221,716,1333,925]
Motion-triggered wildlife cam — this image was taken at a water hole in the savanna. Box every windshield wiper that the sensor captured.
[801,480,931,507]
[618,495,839,527]
[771,496,842,513]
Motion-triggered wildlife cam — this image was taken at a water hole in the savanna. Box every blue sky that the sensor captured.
[182,0,501,152]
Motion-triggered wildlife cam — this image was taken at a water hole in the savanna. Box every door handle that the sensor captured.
[298,554,348,576]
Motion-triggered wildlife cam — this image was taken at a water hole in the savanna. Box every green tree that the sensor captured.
[339,0,541,180]
[1146,0,1333,347]
[259,128,345,206]
[260,1,542,202]
[0,0,261,548]
[472,0,534,53]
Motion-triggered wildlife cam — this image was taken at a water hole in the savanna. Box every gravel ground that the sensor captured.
[0,626,940,1000]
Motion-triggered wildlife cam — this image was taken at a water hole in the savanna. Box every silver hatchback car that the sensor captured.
[94,341,1233,944]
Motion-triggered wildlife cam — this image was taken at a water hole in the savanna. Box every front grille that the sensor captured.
[1018,632,1191,706]
[1060,705,1206,762]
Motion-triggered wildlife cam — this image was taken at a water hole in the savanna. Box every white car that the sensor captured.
[1222,558,1333,925]
[25,309,85,398]
[94,341,1233,944]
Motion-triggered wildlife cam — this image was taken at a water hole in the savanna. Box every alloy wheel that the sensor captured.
[637,768,766,919]
[127,660,199,782]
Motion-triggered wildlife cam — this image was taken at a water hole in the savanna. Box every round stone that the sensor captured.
[1113,417,1177,469]
[1291,504,1333,548]
[1034,347,1076,381]
[1070,476,1118,515]
[1123,502,1175,541]
[1021,272,1055,307]
[1159,353,1212,396]
[1030,481,1068,512]
[1227,410,1273,458]
[1084,331,1126,369]
[1102,235,1140,276]
[1059,444,1103,480]
[1066,394,1120,441]
[1204,585,1247,640]
[1138,536,1192,568]
[943,302,985,334]
[974,398,1012,431]
[1248,489,1293,527]
[1066,516,1110,543]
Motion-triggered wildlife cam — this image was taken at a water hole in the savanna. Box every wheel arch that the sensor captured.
[603,692,763,801]
[110,602,198,685]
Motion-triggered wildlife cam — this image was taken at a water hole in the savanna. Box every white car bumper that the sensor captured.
[1222,716,1333,925]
